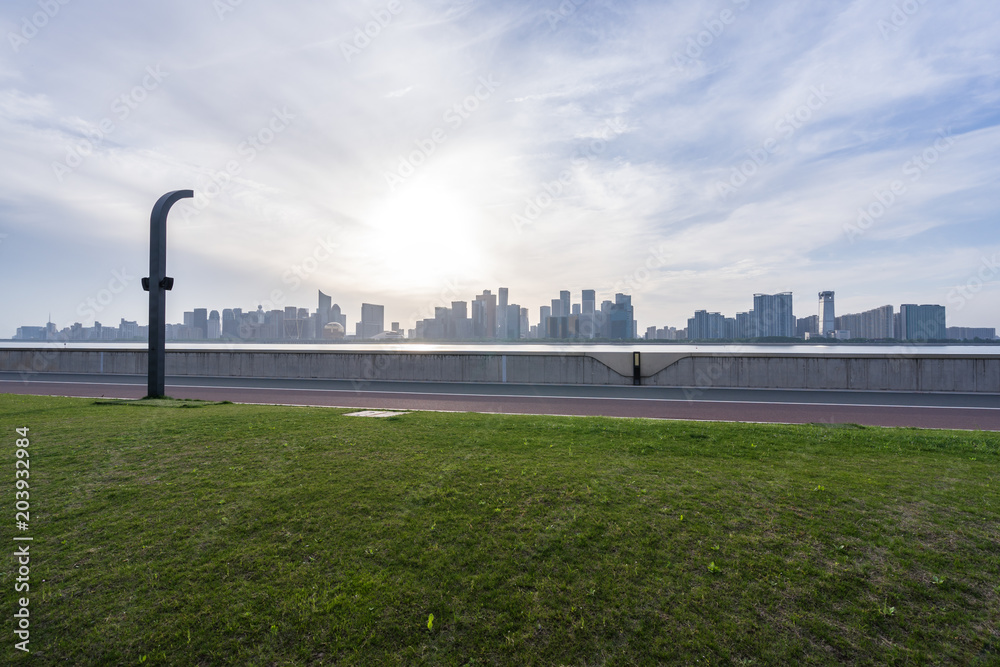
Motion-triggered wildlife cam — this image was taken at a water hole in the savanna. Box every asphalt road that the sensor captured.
[2,372,998,430]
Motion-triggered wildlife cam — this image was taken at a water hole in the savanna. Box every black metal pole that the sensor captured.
[144,190,193,398]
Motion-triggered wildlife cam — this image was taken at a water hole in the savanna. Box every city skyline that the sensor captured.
[13,284,996,343]
[1,2,998,338]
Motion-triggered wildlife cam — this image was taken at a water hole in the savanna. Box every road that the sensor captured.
[1,372,998,430]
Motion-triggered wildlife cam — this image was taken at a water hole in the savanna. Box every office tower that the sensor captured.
[473,290,497,338]
[819,291,835,336]
[539,305,551,339]
[551,298,562,318]
[754,292,794,338]
[609,294,634,340]
[559,290,570,323]
[796,315,819,338]
[317,290,332,333]
[330,304,346,328]
[547,315,568,338]
[581,289,597,339]
[451,301,470,339]
[504,304,521,339]
[471,299,485,338]
[222,309,238,337]
[193,308,208,339]
[208,310,221,339]
[898,304,946,341]
[360,303,385,339]
[599,300,613,338]
[497,287,509,339]
[520,307,529,340]
[283,306,300,339]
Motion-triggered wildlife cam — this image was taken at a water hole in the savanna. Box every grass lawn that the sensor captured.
[2,393,999,665]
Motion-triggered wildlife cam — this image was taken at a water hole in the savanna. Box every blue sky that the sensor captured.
[0,0,997,336]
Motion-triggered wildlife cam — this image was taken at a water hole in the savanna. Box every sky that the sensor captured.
[0,0,998,337]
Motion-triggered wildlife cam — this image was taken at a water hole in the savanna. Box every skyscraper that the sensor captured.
[609,293,634,340]
[559,290,570,324]
[317,290,332,333]
[208,310,221,338]
[360,303,385,339]
[473,290,497,338]
[819,291,835,336]
[898,304,946,341]
[581,289,596,339]
[497,287,509,339]
[539,305,551,339]
[754,293,795,338]
[193,308,208,339]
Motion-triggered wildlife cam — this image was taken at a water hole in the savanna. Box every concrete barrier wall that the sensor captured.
[643,355,1000,393]
[2,348,999,392]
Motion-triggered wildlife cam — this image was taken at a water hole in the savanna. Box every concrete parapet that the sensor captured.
[1,347,998,393]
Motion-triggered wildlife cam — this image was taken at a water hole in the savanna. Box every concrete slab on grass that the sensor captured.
[343,410,409,418]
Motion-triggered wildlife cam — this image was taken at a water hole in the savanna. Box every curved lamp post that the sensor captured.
[142,190,193,398]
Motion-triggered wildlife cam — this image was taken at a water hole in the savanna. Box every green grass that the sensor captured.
[2,394,999,665]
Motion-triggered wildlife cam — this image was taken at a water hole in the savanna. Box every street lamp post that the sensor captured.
[142,190,193,398]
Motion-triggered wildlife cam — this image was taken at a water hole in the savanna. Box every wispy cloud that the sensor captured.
[0,0,997,334]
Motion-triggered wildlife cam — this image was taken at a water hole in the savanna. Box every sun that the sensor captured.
[363,177,485,290]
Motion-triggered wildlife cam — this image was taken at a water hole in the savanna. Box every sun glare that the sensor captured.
[364,180,485,289]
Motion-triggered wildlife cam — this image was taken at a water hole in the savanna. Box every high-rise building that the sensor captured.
[451,301,471,339]
[736,310,755,339]
[580,289,597,339]
[559,291,570,324]
[837,305,894,340]
[898,304,946,341]
[505,304,521,339]
[796,315,819,338]
[609,293,634,340]
[687,310,727,340]
[207,310,221,339]
[497,287,509,339]
[538,305,551,338]
[360,303,385,339]
[819,291,835,336]
[193,308,208,339]
[754,293,795,338]
[947,326,996,340]
[222,309,238,337]
[317,290,332,333]
[330,304,346,328]
[473,290,497,338]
